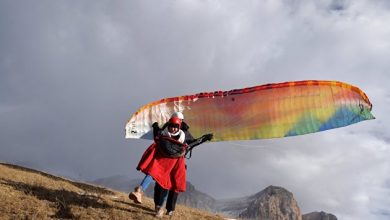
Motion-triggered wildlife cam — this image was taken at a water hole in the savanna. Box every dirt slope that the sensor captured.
[0,162,224,220]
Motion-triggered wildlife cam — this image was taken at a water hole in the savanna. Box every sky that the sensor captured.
[1,0,390,219]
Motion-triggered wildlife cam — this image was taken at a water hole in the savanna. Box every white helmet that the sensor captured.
[171,112,184,120]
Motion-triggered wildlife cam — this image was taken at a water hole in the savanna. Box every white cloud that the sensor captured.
[1,0,390,219]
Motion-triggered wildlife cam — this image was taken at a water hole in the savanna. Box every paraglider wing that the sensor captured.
[125,80,374,141]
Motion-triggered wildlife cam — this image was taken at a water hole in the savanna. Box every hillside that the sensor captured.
[0,162,224,220]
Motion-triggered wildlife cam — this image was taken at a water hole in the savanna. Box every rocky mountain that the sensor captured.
[217,186,338,220]
[303,211,338,220]
[216,195,254,217]
[238,186,302,220]
[176,181,217,211]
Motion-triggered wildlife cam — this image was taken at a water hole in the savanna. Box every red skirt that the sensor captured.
[137,143,186,192]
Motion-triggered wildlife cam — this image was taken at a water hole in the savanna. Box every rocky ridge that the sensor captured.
[238,186,302,220]
[303,211,338,220]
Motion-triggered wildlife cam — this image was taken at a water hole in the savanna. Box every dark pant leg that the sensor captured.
[154,182,162,206]
[166,190,179,212]
[154,183,168,207]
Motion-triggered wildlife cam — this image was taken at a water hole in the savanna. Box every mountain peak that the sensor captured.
[239,185,302,220]
[303,211,338,220]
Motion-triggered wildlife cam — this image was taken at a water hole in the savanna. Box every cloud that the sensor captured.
[1,0,390,219]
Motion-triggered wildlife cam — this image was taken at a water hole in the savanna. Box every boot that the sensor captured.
[155,205,161,213]
[128,186,143,204]
[167,210,175,217]
[155,206,165,218]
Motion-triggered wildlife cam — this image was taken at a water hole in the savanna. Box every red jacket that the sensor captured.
[137,138,187,192]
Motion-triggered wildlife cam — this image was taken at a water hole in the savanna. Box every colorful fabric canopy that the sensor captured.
[125,80,374,141]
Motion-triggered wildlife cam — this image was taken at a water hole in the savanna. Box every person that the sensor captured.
[129,116,186,205]
[154,112,213,217]
[129,113,213,217]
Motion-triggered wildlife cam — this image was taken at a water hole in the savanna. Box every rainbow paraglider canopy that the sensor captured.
[125,80,374,141]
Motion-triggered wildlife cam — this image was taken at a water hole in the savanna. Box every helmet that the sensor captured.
[171,112,184,120]
[168,117,182,128]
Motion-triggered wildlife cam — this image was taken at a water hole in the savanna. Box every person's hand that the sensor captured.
[152,122,159,128]
[202,133,213,141]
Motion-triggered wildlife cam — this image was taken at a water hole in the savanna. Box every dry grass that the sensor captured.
[0,162,225,220]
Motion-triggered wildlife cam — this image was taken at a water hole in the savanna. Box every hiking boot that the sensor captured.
[128,186,143,204]
[167,210,175,216]
[155,205,161,213]
[155,207,165,218]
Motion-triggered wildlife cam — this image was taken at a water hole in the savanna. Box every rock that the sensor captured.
[239,186,302,220]
[303,211,337,220]
[176,182,217,211]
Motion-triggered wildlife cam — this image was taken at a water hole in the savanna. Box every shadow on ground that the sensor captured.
[0,178,156,218]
